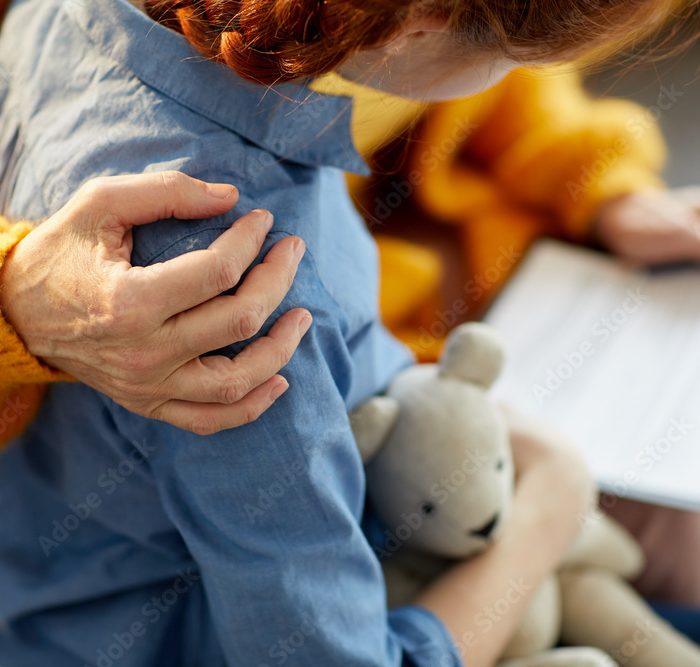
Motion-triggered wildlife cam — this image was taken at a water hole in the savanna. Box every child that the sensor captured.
[0,0,695,665]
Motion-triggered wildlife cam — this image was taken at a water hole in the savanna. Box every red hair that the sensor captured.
[144,0,698,84]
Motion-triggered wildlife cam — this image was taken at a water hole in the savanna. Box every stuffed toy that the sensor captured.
[351,323,700,667]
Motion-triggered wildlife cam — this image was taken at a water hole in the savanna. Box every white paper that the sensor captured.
[485,240,700,511]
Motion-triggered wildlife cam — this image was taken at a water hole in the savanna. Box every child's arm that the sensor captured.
[417,408,595,667]
[105,179,590,665]
[110,229,463,667]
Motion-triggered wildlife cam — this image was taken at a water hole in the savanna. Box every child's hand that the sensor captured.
[418,407,595,667]
[501,405,595,546]
[594,188,700,266]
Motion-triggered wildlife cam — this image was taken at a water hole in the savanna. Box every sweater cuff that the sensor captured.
[557,163,665,239]
[0,385,47,443]
[0,221,71,385]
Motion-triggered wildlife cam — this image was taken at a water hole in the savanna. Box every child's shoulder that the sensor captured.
[129,179,373,338]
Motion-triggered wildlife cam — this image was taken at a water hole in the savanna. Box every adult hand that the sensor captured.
[595,187,700,265]
[0,172,311,434]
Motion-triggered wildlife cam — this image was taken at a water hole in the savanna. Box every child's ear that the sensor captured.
[438,323,505,389]
[350,397,400,463]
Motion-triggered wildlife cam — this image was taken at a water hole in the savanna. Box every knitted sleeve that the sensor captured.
[0,219,73,444]
[467,67,667,239]
[0,219,70,385]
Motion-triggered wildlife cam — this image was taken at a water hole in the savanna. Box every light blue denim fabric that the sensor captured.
[0,1,462,665]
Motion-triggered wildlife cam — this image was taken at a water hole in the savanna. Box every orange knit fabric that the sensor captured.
[0,220,69,444]
[362,68,666,361]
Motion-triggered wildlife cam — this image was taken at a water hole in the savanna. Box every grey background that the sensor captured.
[586,43,699,187]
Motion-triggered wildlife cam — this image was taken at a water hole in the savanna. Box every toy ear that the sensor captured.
[438,323,505,389]
[350,397,400,463]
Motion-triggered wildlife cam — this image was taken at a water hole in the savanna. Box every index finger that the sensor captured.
[129,208,279,322]
[74,171,240,226]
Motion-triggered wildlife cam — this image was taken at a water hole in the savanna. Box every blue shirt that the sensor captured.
[0,1,462,665]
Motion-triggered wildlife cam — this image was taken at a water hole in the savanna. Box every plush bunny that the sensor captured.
[352,323,700,667]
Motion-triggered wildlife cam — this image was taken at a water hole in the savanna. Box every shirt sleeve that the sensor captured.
[109,229,462,667]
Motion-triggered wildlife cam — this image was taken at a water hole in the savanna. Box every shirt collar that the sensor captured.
[65,0,369,175]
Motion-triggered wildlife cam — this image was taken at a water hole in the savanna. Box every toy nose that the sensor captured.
[470,513,500,540]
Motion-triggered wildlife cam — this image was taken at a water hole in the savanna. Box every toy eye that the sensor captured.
[421,502,436,516]
[496,459,505,471]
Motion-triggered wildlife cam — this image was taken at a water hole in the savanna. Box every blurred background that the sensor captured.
[587,41,700,187]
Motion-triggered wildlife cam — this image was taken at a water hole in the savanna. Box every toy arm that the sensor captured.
[560,568,700,667]
[350,396,400,463]
[562,510,645,580]
[499,647,617,667]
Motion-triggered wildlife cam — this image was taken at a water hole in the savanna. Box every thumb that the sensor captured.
[72,171,239,229]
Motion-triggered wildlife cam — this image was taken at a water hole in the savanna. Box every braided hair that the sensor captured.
[144,0,698,85]
[144,0,412,84]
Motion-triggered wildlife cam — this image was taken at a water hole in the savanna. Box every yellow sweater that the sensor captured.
[0,221,70,442]
[316,68,665,360]
[0,67,666,443]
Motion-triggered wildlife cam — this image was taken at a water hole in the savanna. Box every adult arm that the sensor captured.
[455,68,700,264]
[594,186,700,264]
[0,172,311,435]
[463,67,667,239]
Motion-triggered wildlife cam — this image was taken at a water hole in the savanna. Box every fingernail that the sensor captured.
[253,209,274,231]
[290,237,306,261]
[298,311,313,335]
[269,378,289,402]
[208,183,237,200]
